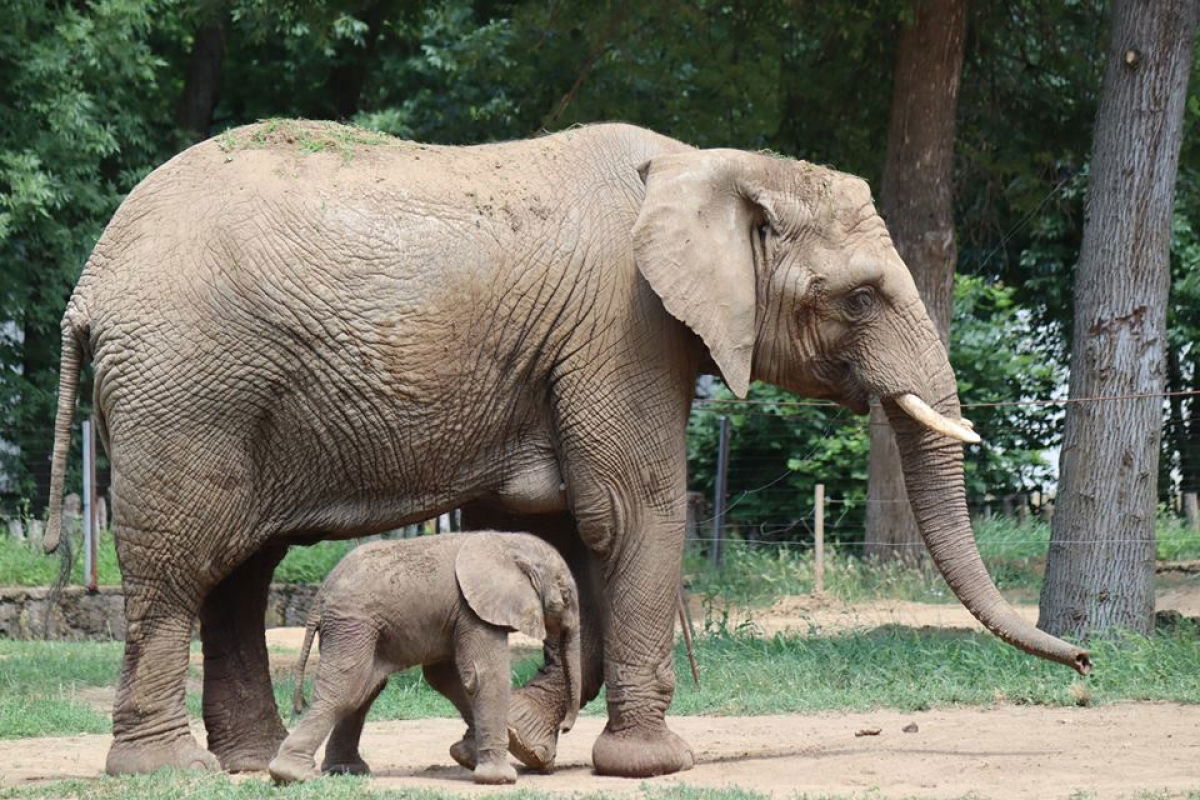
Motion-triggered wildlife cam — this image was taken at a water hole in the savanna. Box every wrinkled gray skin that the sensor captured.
[44,121,1089,779]
[268,533,581,786]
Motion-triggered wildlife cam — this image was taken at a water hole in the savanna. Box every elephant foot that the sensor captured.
[105,734,220,776]
[210,728,286,773]
[449,732,477,770]
[592,722,694,778]
[322,758,371,777]
[267,752,318,785]
[473,754,517,785]
[506,688,561,770]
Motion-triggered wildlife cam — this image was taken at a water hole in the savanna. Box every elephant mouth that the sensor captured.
[844,392,871,415]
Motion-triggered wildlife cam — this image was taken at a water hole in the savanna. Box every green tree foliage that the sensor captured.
[0,0,179,508]
[0,0,1195,528]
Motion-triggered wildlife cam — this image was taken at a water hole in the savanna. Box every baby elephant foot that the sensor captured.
[449,731,478,770]
[473,753,517,785]
[267,753,319,785]
[506,690,561,770]
[321,757,371,776]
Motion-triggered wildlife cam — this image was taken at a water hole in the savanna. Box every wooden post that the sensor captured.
[814,483,825,594]
[1184,492,1199,533]
[711,415,731,567]
[82,417,98,592]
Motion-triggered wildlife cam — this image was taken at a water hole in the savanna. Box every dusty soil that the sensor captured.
[3,705,1198,798]
[6,591,1200,798]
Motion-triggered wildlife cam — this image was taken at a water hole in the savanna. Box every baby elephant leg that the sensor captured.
[321,679,387,776]
[423,662,477,769]
[457,628,517,785]
[269,628,381,784]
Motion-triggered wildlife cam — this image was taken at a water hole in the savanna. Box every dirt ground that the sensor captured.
[3,704,1197,798]
[5,591,1200,798]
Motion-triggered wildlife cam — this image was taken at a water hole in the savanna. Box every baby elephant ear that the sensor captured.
[456,535,546,641]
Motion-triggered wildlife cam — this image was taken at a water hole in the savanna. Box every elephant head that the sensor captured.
[456,534,583,728]
[633,150,1090,674]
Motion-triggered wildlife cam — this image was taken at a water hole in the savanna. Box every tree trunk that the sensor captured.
[865,0,968,562]
[1038,0,1199,637]
[175,11,228,142]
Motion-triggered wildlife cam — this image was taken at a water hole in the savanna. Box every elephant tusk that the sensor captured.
[960,417,974,429]
[894,393,982,444]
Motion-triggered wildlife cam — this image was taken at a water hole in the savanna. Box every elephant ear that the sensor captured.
[633,150,773,399]
[456,535,546,641]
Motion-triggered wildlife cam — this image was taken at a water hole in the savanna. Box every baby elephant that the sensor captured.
[268,532,581,785]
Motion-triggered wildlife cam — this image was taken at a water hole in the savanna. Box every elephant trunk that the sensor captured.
[883,393,1091,675]
[558,609,582,732]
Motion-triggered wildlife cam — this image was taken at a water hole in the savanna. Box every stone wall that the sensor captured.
[0,584,320,640]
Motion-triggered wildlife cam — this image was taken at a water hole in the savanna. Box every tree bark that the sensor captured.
[1038,0,1199,637]
[175,10,228,142]
[865,0,968,562]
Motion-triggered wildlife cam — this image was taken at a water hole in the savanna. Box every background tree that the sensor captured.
[1,0,1196,561]
[0,0,179,512]
[864,0,968,561]
[1039,0,1199,637]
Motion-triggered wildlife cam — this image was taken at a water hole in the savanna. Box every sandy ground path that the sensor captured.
[2,704,1198,798]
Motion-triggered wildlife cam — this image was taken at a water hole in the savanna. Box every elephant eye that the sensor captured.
[845,287,877,317]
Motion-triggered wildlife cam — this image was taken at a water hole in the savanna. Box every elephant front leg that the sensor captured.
[457,627,517,785]
[199,545,289,771]
[587,505,693,778]
[551,362,696,778]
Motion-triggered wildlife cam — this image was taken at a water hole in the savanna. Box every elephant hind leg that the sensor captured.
[423,661,477,769]
[321,677,386,776]
[269,621,382,784]
[106,538,219,776]
[200,544,290,772]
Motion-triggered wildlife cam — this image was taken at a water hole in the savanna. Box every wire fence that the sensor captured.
[4,389,1198,571]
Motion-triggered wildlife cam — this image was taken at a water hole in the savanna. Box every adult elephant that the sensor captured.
[44,120,1089,778]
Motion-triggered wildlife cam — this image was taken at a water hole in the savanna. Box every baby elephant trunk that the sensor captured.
[559,611,582,732]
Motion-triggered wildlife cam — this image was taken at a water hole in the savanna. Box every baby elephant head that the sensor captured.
[455,533,582,731]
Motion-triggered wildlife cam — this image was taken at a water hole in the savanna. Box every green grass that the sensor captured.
[0,775,851,800]
[669,623,1200,714]
[0,529,122,587]
[273,539,360,584]
[1,773,1196,800]
[6,622,1200,739]
[0,640,122,738]
[0,531,354,587]
[685,513,1200,610]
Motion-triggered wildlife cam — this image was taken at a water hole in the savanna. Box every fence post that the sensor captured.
[711,415,731,567]
[814,483,825,594]
[1184,492,1200,533]
[82,417,98,592]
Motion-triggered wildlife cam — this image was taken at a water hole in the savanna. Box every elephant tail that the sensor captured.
[292,603,322,715]
[44,311,88,555]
